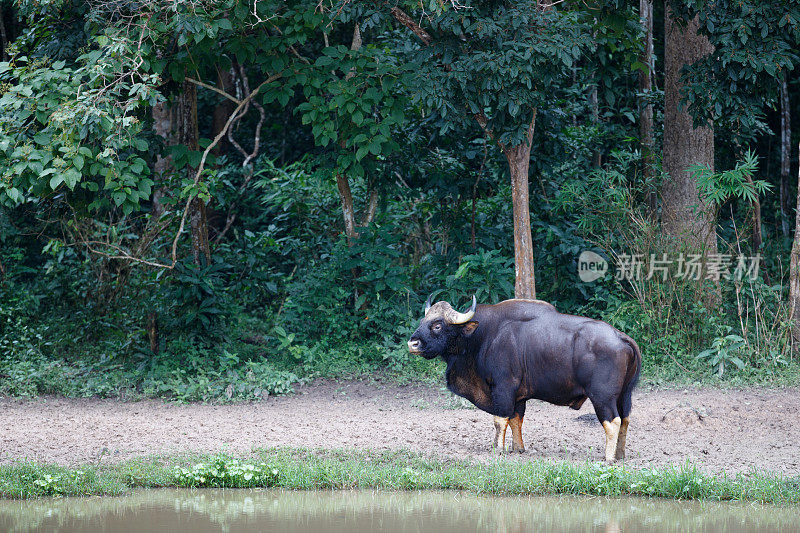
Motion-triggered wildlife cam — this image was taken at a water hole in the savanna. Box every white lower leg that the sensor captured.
[602,417,621,462]
[493,416,508,451]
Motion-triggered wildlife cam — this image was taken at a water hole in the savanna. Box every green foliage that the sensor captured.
[671,0,800,138]
[561,148,795,384]
[166,260,235,338]
[437,249,514,305]
[555,148,639,234]
[0,463,111,498]
[1,0,798,401]
[296,43,408,177]
[691,150,769,206]
[697,331,746,378]
[410,1,593,144]
[175,456,280,488]
[0,52,155,214]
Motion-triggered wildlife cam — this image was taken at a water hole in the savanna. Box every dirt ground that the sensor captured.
[1,380,799,475]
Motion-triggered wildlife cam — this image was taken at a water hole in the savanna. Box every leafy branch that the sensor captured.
[691,149,770,206]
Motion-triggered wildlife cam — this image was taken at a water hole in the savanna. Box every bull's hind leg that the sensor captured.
[614,417,629,460]
[590,396,621,463]
[614,390,633,460]
[508,402,526,453]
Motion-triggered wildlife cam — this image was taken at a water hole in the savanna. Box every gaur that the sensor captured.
[407,296,641,462]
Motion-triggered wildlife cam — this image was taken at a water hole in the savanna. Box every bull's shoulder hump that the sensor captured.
[494,298,557,311]
[497,298,555,306]
[487,299,558,322]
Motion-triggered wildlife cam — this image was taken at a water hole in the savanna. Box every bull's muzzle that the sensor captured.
[407,339,423,354]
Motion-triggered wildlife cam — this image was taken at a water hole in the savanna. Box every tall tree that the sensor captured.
[393,1,591,299]
[0,2,9,61]
[781,77,792,237]
[476,112,539,299]
[662,4,717,255]
[293,7,407,246]
[333,22,377,245]
[639,0,656,215]
[791,141,800,343]
[177,79,211,266]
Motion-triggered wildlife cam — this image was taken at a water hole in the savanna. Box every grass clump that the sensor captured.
[1,448,798,505]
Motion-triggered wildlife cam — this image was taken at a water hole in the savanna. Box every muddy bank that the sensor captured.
[2,381,798,475]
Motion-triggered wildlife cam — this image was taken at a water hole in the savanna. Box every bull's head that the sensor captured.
[407,295,479,359]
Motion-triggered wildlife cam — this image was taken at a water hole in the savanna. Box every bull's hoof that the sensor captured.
[614,451,625,461]
[511,445,526,454]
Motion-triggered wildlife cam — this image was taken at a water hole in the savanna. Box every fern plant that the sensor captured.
[690,149,770,207]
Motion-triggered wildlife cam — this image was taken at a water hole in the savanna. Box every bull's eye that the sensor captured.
[431,322,442,333]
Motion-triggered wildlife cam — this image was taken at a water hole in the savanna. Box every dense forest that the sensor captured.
[1,0,799,401]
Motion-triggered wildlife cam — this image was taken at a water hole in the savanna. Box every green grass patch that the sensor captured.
[2,448,798,504]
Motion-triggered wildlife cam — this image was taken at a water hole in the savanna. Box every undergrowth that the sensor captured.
[1,449,798,504]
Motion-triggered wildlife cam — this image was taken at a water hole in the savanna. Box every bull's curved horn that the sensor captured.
[450,295,477,324]
[424,295,432,316]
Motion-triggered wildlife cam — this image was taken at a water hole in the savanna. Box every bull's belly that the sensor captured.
[447,368,588,414]
[527,383,587,410]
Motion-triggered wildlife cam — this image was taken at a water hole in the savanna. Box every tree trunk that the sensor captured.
[746,173,763,251]
[336,172,357,243]
[662,6,717,256]
[147,311,159,355]
[177,79,211,265]
[145,90,174,354]
[334,22,369,246]
[781,76,792,237]
[639,0,656,216]
[364,187,378,225]
[590,83,601,168]
[0,4,9,61]
[589,20,601,169]
[790,141,800,345]
[502,112,538,300]
[189,197,210,265]
[151,100,172,219]
[212,66,235,156]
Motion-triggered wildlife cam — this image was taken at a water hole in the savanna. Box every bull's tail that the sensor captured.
[618,334,641,419]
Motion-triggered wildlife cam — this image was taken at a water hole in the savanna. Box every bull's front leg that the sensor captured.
[489,385,517,453]
[508,401,526,453]
[492,416,508,452]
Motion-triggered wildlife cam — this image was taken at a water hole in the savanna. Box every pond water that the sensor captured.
[1,489,798,533]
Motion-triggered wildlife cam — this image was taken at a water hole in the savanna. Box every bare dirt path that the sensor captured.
[2,380,798,475]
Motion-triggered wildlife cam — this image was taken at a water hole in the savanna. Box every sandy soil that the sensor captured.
[1,380,799,475]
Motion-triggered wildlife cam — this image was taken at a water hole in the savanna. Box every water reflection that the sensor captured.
[1,489,798,533]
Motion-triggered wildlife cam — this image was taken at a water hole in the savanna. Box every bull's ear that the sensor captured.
[461,321,479,337]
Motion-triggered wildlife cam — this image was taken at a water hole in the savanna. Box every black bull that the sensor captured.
[407,298,641,462]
